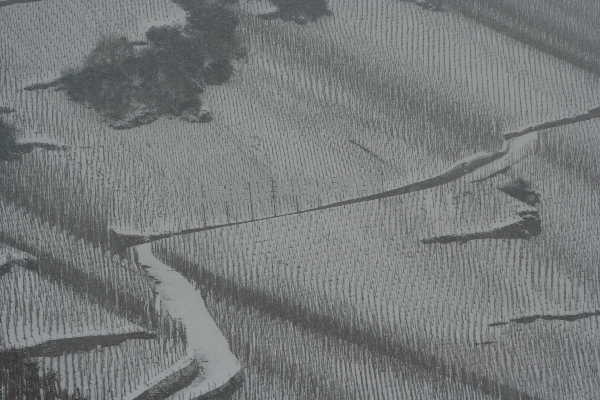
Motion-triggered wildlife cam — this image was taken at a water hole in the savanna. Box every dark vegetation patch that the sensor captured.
[498,178,540,207]
[0,354,86,400]
[258,0,332,25]
[56,1,244,129]
[0,118,22,161]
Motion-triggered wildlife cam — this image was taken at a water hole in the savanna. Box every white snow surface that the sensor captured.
[0,264,147,352]
[135,244,241,399]
[14,137,69,149]
[123,355,197,400]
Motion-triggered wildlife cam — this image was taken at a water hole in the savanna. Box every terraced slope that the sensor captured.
[445,0,600,75]
[1,0,599,398]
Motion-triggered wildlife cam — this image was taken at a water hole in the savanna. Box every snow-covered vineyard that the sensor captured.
[1,0,600,399]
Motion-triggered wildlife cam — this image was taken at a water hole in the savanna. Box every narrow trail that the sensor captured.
[134,244,243,400]
[111,105,600,249]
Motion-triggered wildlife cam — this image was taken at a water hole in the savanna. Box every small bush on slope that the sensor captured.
[59,2,242,128]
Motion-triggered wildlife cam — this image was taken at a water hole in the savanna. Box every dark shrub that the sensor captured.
[84,36,134,69]
[61,37,134,119]
[187,3,239,59]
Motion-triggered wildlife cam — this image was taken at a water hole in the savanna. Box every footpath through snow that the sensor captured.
[134,244,242,399]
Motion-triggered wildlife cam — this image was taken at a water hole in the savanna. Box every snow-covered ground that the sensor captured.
[0,264,147,353]
[135,244,242,399]
[1,0,600,398]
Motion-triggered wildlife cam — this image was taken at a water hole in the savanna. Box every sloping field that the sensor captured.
[153,158,599,399]
[445,0,600,75]
[204,290,500,400]
[0,197,242,399]
[2,0,599,240]
[0,265,149,353]
[1,0,600,398]
[0,241,196,399]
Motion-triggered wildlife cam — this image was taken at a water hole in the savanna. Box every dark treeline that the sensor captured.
[59,1,244,129]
